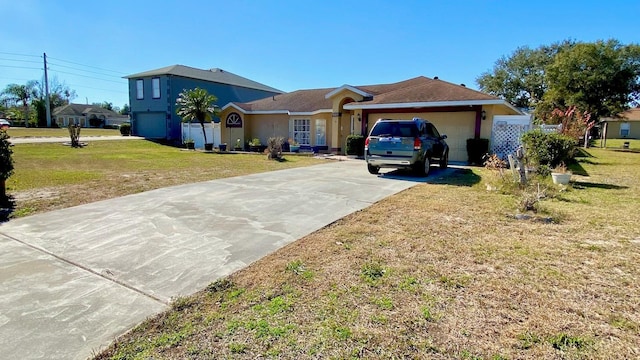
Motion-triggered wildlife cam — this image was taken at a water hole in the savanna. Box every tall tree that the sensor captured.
[539,39,640,121]
[476,40,575,109]
[175,88,218,145]
[120,103,130,115]
[1,81,39,127]
[32,77,77,127]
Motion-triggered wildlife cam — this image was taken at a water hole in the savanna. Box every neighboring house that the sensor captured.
[124,65,283,140]
[52,104,129,128]
[219,76,522,162]
[602,108,640,139]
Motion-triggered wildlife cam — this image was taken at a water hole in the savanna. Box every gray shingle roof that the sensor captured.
[232,76,505,113]
[124,65,283,94]
[53,103,127,118]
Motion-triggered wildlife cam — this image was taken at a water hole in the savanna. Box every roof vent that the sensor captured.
[460,83,466,87]
[434,76,439,80]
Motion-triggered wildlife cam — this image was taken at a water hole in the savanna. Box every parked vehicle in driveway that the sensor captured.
[364,118,449,176]
[0,119,10,129]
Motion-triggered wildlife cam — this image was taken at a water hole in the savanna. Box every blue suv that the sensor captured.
[364,118,449,176]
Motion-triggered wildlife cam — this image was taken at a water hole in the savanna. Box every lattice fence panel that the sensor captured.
[491,123,530,159]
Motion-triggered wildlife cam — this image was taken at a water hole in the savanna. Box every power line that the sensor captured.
[66,83,128,94]
[48,56,126,75]
[0,65,42,70]
[0,51,41,58]
[47,69,126,84]
[0,57,42,64]
[47,61,123,78]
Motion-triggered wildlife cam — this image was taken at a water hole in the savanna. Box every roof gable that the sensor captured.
[124,65,283,94]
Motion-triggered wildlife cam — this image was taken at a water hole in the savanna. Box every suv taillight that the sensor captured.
[365,137,370,148]
[413,137,421,150]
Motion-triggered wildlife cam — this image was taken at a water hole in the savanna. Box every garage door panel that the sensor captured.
[135,113,166,139]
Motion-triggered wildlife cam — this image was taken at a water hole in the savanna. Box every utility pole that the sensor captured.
[43,52,52,127]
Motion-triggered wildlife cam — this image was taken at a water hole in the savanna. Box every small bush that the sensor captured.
[346,135,364,156]
[266,136,283,160]
[119,123,131,136]
[521,129,577,167]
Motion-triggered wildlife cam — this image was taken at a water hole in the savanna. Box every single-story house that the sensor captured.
[219,76,522,162]
[124,65,283,140]
[602,108,640,139]
[52,104,129,128]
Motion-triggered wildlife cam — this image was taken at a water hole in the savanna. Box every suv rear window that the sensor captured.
[370,122,418,137]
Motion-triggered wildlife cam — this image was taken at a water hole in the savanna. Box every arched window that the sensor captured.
[226,112,242,128]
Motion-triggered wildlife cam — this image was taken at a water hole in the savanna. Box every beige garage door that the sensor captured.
[367,111,476,162]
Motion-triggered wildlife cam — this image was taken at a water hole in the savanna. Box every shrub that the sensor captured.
[466,138,489,165]
[521,129,577,167]
[346,135,364,156]
[0,130,14,200]
[266,136,283,160]
[119,123,131,136]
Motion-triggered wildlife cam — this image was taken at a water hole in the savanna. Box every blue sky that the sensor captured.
[2,0,639,110]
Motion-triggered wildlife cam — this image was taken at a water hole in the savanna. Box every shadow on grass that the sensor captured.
[378,166,481,187]
[567,161,589,176]
[0,196,16,223]
[575,148,594,158]
[572,181,628,190]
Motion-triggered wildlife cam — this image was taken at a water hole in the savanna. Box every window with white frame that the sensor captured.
[293,119,310,145]
[620,122,630,137]
[136,79,144,100]
[152,78,160,99]
[315,119,326,146]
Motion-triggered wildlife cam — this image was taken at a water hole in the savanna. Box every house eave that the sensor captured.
[343,99,523,114]
[221,104,332,116]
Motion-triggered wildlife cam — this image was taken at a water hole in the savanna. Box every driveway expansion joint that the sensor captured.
[0,231,167,306]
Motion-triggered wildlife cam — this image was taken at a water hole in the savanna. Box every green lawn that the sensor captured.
[6,140,324,218]
[94,147,640,359]
[598,138,640,150]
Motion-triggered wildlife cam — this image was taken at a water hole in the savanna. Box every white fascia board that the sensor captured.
[221,103,246,113]
[288,109,332,116]
[325,85,372,99]
[344,100,523,114]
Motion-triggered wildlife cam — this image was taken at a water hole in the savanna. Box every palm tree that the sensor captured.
[1,81,38,127]
[175,88,219,146]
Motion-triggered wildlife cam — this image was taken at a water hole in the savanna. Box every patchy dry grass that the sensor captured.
[94,148,640,359]
[6,140,324,218]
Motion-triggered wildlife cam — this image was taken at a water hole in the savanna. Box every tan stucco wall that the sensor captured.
[605,121,640,139]
[246,114,290,145]
[366,111,476,162]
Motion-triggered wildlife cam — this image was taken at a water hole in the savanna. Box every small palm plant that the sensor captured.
[175,88,219,146]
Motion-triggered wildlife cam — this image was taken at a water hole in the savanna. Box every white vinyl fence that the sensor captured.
[181,122,221,149]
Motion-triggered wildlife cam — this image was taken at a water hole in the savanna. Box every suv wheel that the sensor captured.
[414,157,430,176]
[439,152,448,169]
[367,164,380,174]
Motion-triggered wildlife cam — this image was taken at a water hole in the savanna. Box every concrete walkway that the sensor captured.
[0,160,436,360]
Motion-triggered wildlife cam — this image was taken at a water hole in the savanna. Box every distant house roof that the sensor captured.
[53,103,127,118]
[225,76,520,114]
[124,65,283,94]
[603,107,640,122]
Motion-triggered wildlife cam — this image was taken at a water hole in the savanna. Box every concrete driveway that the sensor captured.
[0,160,436,360]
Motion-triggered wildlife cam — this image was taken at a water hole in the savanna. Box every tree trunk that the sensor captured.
[200,121,207,144]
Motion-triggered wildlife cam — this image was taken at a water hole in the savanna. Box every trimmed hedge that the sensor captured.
[119,123,131,136]
[346,135,365,156]
[520,129,577,167]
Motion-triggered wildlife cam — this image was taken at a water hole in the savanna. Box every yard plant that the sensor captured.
[94,144,640,359]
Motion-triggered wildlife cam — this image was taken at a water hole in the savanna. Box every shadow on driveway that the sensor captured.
[376,165,481,187]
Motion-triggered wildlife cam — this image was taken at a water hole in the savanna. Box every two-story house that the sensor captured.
[124,65,282,140]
